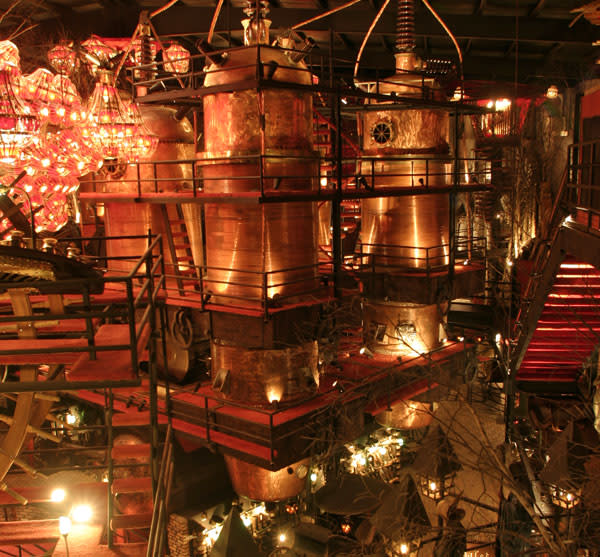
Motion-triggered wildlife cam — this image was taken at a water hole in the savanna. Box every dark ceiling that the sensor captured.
[0,0,598,86]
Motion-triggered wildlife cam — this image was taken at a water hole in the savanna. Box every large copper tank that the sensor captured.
[359,53,450,271]
[199,46,318,305]
[359,53,450,355]
[211,340,318,407]
[224,455,309,501]
[103,105,199,275]
[363,301,444,356]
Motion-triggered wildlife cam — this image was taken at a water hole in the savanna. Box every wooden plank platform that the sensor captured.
[110,512,153,530]
[0,519,59,545]
[68,323,150,381]
[112,477,152,494]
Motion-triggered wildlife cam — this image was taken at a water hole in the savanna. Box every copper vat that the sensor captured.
[375,400,433,430]
[200,46,318,305]
[103,105,199,275]
[359,53,450,270]
[211,340,318,407]
[363,301,443,355]
[225,455,309,501]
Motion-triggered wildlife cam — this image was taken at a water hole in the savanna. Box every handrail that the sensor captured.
[146,423,173,557]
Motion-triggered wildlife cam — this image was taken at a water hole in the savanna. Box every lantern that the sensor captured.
[412,425,461,501]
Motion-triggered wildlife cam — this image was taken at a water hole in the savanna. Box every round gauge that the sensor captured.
[371,121,393,144]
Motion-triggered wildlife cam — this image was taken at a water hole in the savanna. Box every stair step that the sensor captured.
[111,443,151,461]
[112,477,152,494]
[173,243,191,249]
[111,512,153,530]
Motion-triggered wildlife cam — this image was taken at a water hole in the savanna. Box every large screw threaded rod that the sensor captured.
[396,0,416,52]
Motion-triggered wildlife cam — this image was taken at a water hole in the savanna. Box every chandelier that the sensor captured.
[0,42,40,165]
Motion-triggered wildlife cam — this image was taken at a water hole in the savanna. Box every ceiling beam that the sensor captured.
[529,0,547,18]
[474,0,486,16]
[336,31,355,52]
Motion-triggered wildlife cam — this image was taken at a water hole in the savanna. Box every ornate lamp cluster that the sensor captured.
[0,34,191,235]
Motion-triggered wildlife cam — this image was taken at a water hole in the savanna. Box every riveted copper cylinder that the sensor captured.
[225,456,310,501]
[103,106,200,275]
[211,340,318,407]
[363,301,444,355]
[199,47,318,305]
[359,53,450,270]
[375,400,433,429]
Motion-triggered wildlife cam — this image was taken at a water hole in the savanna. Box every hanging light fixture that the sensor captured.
[412,425,461,501]
[121,100,158,162]
[82,69,135,162]
[0,70,40,164]
[0,40,20,74]
[48,42,77,76]
[22,68,58,122]
[164,43,190,74]
[50,74,84,126]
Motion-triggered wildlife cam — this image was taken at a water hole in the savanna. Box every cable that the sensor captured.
[150,0,180,19]
[353,0,391,79]
[421,0,463,81]
[292,0,363,30]
[208,0,226,44]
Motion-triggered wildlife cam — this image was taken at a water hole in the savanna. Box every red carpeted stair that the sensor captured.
[517,260,600,386]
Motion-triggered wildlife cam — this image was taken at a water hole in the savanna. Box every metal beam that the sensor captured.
[529,0,547,18]
[474,0,486,16]
[0,379,142,393]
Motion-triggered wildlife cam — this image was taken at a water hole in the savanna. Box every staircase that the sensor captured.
[160,204,197,296]
[516,259,600,390]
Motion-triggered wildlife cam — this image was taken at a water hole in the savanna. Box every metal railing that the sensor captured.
[161,260,332,317]
[146,424,174,557]
[0,234,164,387]
[77,154,493,200]
[354,236,486,276]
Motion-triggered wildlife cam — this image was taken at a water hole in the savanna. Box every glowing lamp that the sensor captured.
[58,516,71,536]
[0,41,20,75]
[81,37,116,68]
[22,68,58,121]
[48,43,77,76]
[164,43,190,74]
[548,484,581,510]
[83,70,135,162]
[412,425,461,501]
[546,85,559,99]
[72,504,92,523]
[50,488,66,502]
[0,70,40,164]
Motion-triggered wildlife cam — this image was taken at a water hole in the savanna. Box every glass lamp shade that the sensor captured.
[22,68,58,122]
[82,37,117,68]
[417,473,454,501]
[164,43,190,74]
[121,101,158,162]
[0,70,40,164]
[48,43,76,75]
[0,41,20,75]
[50,74,83,126]
[83,70,135,162]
